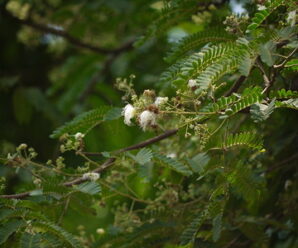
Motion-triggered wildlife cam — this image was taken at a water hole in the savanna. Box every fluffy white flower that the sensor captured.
[74,132,84,140]
[139,110,157,131]
[96,228,105,234]
[167,153,177,159]
[82,172,100,181]
[188,79,197,88]
[287,10,296,26]
[122,104,136,126]
[257,4,266,10]
[154,97,168,106]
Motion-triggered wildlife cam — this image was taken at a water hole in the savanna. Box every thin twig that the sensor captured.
[84,129,178,156]
[274,47,298,69]
[0,129,178,199]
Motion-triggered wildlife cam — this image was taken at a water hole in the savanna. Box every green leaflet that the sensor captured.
[75,181,101,195]
[202,87,262,117]
[135,0,200,46]
[33,220,81,248]
[0,208,14,222]
[215,132,263,151]
[187,152,210,174]
[41,233,63,248]
[250,98,276,123]
[246,0,285,32]
[50,106,122,138]
[0,219,26,245]
[269,89,298,99]
[161,43,235,87]
[19,233,42,248]
[259,41,277,66]
[275,98,298,110]
[212,213,223,242]
[180,199,226,245]
[133,148,153,165]
[180,210,208,245]
[154,153,192,176]
[227,163,263,203]
[285,58,298,71]
[239,50,254,77]
[165,29,236,63]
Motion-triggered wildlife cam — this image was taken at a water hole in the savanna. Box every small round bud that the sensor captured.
[17,143,27,150]
[74,132,84,140]
[96,228,105,235]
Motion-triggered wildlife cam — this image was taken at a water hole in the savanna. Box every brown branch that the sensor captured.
[224,75,246,97]
[5,11,134,55]
[114,129,178,154]
[63,158,115,186]
[84,129,179,156]
[0,129,178,199]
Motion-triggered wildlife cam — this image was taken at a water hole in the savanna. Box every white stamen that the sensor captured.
[154,97,168,106]
[122,104,136,126]
[139,110,157,131]
[82,172,100,181]
[188,79,197,88]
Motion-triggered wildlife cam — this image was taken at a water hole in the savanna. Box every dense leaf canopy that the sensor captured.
[0,0,298,247]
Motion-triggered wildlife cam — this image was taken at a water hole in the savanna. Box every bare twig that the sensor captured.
[274,47,298,69]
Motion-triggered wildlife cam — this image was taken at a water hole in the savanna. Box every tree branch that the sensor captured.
[6,11,134,55]
[0,129,178,199]
[224,75,246,97]
[84,129,178,156]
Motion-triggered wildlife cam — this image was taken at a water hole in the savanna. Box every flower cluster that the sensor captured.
[122,89,168,131]
[82,172,100,181]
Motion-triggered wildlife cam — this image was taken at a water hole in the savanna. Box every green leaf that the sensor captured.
[134,148,153,165]
[103,107,123,121]
[75,181,101,195]
[285,58,298,71]
[154,153,192,176]
[212,214,223,242]
[269,89,298,99]
[250,99,276,122]
[246,0,284,32]
[187,152,210,173]
[165,29,236,63]
[275,98,298,110]
[19,233,42,248]
[0,219,26,244]
[180,210,208,245]
[260,41,277,66]
[239,51,254,76]
[50,106,111,138]
[227,163,263,202]
[0,208,14,222]
[34,220,81,248]
[215,132,263,151]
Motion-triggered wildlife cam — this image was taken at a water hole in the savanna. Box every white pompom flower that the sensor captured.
[122,104,136,126]
[82,172,100,181]
[74,132,84,140]
[188,79,197,88]
[154,97,168,106]
[257,4,266,11]
[139,110,157,131]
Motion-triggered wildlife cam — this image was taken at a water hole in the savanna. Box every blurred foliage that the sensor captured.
[0,0,298,247]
